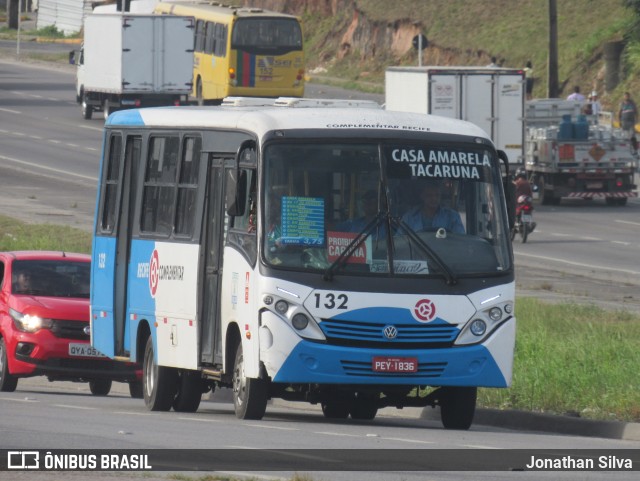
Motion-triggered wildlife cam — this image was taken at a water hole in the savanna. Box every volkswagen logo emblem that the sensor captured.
[383,325,398,340]
[83,325,91,336]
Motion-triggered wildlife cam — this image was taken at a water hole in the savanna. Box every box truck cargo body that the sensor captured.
[73,13,194,120]
[385,66,525,165]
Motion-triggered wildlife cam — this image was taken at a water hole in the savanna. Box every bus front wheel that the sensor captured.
[439,386,477,430]
[143,336,178,411]
[232,342,267,420]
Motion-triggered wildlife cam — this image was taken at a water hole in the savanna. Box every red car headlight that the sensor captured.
[9,308,53,333]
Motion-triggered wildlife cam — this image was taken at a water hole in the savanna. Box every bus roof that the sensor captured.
[106,100,491,141]
[155,1,300,20]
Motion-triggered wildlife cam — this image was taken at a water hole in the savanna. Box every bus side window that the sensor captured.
[205,21,214,55]
[141,136,179,236]
[195,20,205,53]
[175,136,202,237]
[227,169,258,264]
[232,169,256,233]
[99,133,122,233]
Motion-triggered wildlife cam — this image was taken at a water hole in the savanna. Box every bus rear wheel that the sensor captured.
[232,342,267,420]
[172,370,203,412]
[143,336,178,411]
[439,386,477,430]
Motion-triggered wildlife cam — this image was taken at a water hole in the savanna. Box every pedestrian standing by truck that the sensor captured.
[618,92,638,148]
[566,86,585,101]
[524,61,534,100]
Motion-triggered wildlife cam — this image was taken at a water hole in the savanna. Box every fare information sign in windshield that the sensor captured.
[281,196,325,246]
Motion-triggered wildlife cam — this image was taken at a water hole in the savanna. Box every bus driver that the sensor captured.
[401,181,465,234]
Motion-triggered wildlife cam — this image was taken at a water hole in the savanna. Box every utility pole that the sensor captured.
[548,0,559,98]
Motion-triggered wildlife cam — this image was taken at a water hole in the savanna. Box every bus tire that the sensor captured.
[143,336,178,411]
[172,370,203,412]
[321,401,350,419]
[440,386,477,430]
[349,393,379,420]
[232,342,267,420]
[129,380,143,399]
[89,379,112,396]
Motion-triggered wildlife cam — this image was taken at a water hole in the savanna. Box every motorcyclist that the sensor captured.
[513,168,536,232]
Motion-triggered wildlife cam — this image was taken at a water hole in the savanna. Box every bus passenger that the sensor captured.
[336,190,379,233]
[401,181,465,234]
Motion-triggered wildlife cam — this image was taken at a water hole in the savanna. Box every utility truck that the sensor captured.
[385,66,525,166]
[71,13,194,120]
[524,99,637,205]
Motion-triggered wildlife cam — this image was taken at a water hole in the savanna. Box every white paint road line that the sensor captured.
[53,404,97,410]
[616,219,640,227]
[515,251,640,276]
[0,154,97,182]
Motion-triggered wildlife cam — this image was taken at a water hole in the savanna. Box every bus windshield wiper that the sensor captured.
[394,217,457,285]
[323,211,386,282]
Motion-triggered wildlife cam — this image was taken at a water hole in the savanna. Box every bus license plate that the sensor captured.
[68,343,106,358]
[372,357,418,373]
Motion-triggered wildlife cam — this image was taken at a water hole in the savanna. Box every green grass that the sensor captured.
[478,298,640,422]
[1,214,637,422]
[0,215,91,253]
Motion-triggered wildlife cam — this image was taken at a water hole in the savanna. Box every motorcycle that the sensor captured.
[510,194,535,243]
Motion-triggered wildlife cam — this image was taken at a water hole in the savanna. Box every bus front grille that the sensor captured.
[319,318,459,347]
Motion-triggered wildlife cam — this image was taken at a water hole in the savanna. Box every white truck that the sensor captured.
[71,13,194,120]
[524,99,638,206]
[385,66,526,166]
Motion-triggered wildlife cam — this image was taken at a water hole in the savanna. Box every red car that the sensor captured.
[0,251,141,397]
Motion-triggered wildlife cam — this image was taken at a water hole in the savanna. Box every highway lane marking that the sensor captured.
[581,236,603,241]
[0,154,97,182]
[113,411,159,416]
[612,241,631,246]
[77,123,104,132]
[29,135,43,140]
[177,416,223,423]
[515,251,640,276]
[616,219,640,227]
[0,107,21,114]
[53,404,97,410]
[0,397,39,402]
[48,139,61,144]
[380,436,436,445]
[312,431,367,438]
[12,131,26,136]
[244,424,299,431]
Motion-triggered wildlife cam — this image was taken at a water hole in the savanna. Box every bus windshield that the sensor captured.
[231,17,303,54]
[263,142,511,278]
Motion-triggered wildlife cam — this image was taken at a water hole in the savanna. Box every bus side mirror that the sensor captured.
[497,150,516,229]
[69,50,76,65]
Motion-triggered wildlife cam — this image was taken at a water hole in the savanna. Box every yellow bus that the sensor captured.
[154,1,305,104]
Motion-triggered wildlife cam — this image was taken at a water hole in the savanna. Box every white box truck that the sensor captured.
[71,13,194,120]
[385,66,525,165]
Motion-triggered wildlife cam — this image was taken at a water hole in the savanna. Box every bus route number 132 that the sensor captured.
[314,292,348,309]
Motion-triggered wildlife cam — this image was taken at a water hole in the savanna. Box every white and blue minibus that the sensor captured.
[90,98,515,429]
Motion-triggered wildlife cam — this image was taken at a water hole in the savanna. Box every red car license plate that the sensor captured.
[372,357,418,373]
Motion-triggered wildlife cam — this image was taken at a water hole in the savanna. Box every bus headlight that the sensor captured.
[488,307,503,321]
[469,319,486,336]
[292,313,309,330]
[275,300,289,315]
